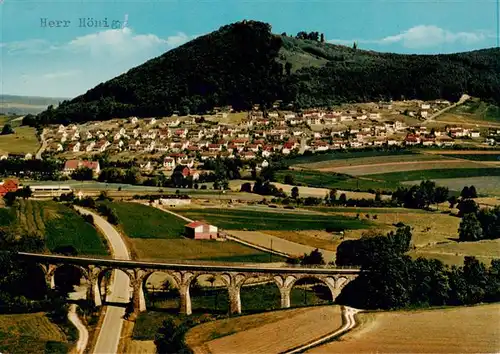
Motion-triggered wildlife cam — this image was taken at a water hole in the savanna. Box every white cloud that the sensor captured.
[1,39,56,54]
[328,25,491,49]
[165,32,199,47]
[380,25,488,49]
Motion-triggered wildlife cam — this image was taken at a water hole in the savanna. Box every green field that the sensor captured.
[286,149,415,166]
[105,202,186,239]
[442,154,500,161]
[367,168,500,182]
[129,238,285,263]
[108,202,283,262]
[0,312,71,354]
[175,208,370,231]
[4,200,108,255]
[276,170,400,192]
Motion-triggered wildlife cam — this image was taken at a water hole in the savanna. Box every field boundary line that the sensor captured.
[281,306,362,354]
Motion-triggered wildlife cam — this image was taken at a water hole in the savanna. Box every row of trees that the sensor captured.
[392,180,449,210]
[335,226,500,309]
[0,158,63,180]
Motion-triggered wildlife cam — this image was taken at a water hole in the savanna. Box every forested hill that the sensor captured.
[31,20,500,125]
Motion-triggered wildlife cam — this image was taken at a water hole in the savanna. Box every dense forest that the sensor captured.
[30,20,500,126]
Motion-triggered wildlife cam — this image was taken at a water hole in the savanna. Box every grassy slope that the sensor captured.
[444,98,500,123]
[175,208,370,231]
[7,200,108,255]
[0,312,70,354]
[109,202,280,262]
[276,170,400,192]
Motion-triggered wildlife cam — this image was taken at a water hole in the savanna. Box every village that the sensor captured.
[34,99,494,177]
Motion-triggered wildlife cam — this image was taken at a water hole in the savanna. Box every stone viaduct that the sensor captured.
[16,252,362,315]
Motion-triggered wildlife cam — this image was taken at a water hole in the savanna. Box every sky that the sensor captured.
[0,0,498,98]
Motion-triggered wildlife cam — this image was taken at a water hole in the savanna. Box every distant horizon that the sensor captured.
[1,0,497,97]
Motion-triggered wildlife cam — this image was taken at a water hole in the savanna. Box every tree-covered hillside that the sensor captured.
[31,20,500,125]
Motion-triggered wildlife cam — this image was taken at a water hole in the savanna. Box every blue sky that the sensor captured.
[0,0,498,98]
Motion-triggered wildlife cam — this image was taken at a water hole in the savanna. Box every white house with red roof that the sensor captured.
[63,160,100,177]
[185,221,218,240]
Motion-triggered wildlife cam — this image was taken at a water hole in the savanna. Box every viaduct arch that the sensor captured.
[18,252,361,316]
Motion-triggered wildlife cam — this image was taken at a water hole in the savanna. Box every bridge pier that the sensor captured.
[131,274,147,313]
[228,285,242,315]
[179,284,192,315]
[279,286,292,309]
[87,278,102,307]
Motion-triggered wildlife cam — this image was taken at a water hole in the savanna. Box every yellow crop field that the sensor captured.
[308,304,500,353]
[187,306,342,354]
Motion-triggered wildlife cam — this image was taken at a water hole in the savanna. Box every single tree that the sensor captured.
[283,174,295,185]
[457,199,479,217]
[458,213,483,242]
[353,41,358,50]
[461,186,471,199]
[1,124,14,135]
[469,185,478,198]
[339,193,347,204]
[448,195,458,209]
[291,186,299,199]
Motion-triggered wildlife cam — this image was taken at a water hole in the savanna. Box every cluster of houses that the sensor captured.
[42,101,485,173]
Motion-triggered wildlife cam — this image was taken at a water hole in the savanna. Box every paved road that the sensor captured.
[427,94,470,121]
[68,304,89,354]
[75,207,131,354]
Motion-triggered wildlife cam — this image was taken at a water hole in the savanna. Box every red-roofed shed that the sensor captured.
[185,221,218,240]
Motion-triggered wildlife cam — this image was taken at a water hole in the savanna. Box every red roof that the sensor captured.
[64,160,99,170]
[185,221,208,228]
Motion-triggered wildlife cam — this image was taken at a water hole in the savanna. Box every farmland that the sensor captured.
[308,304,500,353]
[4,200,108,255]
[286,149,416,166]
[295,153,450,171]
[410,238,500,266]
[128,238,284,263]
[108,202,283,262]
[443,154,500,161]
[175,208,370,231]
[403,176,500,197]
[105,202,186,239]
[275,170,400,192]
[367,167,500,182]
[187,306,342,354]
[0,312,71,354]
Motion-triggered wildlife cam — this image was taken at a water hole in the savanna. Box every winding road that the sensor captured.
[75,207,131,354]
[68,304,89,354]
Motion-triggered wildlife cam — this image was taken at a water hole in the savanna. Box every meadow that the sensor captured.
[175,208,371,231]
[105,202,186,239]
[275,170,399,193]
[309,304,500,353]
[0,312,71,354]
[403,176,500,197]
[5,200,108,255]
[443,154,500,161]
[367,167,500,182]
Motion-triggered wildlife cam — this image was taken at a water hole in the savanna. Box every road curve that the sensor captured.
[68,304,89,354]
[284,306,361,354]
[75,207,131,354]
[35,128,47,160]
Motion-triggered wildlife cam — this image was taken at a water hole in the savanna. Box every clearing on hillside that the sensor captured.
[438,98,500,124]
[0,312,71,354]
[308,304,500,353]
